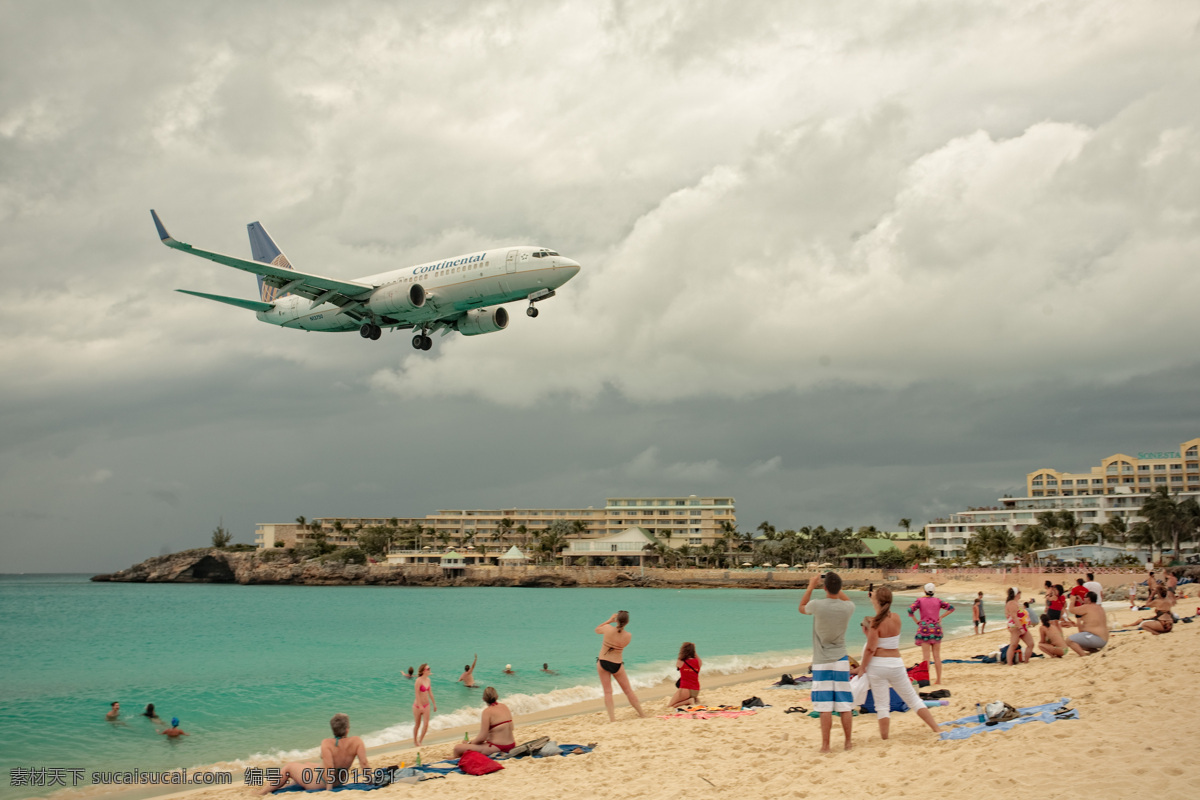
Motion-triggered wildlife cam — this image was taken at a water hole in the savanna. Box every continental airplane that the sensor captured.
[151,210,581,350]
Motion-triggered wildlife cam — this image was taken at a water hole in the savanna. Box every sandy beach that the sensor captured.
[147,594,1198,800]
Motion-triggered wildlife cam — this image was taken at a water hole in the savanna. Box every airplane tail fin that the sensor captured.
[247,222,294,302]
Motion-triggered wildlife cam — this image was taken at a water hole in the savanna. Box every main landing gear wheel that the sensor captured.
[369,325,382,340]
[526,306,539,318]
[360,323,382,340]
[411,334,432,351]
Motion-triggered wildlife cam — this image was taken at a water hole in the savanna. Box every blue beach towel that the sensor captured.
[860,688,908,714]
[939,698,1077,741]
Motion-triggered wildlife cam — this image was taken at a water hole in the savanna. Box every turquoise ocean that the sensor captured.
[0,575,989,798]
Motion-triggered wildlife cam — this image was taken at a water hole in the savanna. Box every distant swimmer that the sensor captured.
[143,703,161,721]
[260,714,369,794]
[503,664,516,675]
[160,717,189,738]
[403,666,415,679]
[457,655,478,688]
[541,663,556,674]
[105,702,120,722]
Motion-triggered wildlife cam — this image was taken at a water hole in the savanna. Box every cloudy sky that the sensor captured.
[2,0,1198,572]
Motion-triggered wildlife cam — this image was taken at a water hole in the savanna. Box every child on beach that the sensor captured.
[1037,614,1066,658]
[908,584,954,684]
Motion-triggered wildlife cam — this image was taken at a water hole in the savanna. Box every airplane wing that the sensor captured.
[175,289,275,313]
[152,210,375,305]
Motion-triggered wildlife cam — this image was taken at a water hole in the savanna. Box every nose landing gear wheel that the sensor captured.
[526,306,539,317]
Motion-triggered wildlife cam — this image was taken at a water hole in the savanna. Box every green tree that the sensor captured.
[899,518,912,533]
[876,547,907,569]
[211,520,232,548]
[497,517,514,551]
[357,525,396,558]
[1140,486,1200,563]
[905,544,934,566]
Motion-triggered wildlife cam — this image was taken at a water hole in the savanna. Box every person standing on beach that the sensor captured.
[1004,587,1034,664]
[908,583,954,685]
[852,587,941,739]
[412,664,436,747]
[972,592,986,634]
[799,572,855,752]
[1128,582,1138,609]
[260,713,369,794]
[1066,592,1109,655]
[595,610,646,722]
[1083,573,1103,603]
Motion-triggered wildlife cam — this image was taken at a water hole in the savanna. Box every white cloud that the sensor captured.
[83,469,113,484]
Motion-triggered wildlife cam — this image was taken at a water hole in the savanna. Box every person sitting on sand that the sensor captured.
[106,702,120,722]
[1126,587,1175,635]
[1005,588,1035,665]
[1037,614,1066,658]
[453,687,516,757]
[908,583,954,685]
[800,572,855,752]
[595,610,646,722]
[160,717,189,738]
[457,655,478,688]
[1066,592,1109,656]
[412,664,436,747]
[541,663,556,674]
[667,642,702,708]
[260,713,368,794]
[852,587,941,739]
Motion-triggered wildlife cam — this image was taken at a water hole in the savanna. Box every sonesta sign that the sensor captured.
[1137,451,1181,459]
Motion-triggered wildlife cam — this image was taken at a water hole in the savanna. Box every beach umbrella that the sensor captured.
[818,562,834,568]
[920,560,937,566]
[741,562,753,567]
[978,560,993,566]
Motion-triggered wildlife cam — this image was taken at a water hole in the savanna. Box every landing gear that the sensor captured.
[411,334,432,351]
[526,305,539,318]
[360,323,382,340]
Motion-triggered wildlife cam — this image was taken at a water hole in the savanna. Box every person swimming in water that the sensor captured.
[457,655,478,688]
[160,718,189,738]
[541,663,556,674]
[105,702,120,722]
[403,667,415,680]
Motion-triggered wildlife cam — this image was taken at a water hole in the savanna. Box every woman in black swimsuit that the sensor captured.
[595,610,645,722]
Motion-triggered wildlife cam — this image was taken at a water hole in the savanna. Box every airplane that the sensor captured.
[151,210,581,350]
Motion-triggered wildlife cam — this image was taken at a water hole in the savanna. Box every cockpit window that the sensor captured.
[547,250,559,256]
[531,249,558,258]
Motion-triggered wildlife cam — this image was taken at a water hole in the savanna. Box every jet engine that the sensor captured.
[367,282,426,315]
[457,307,509,336]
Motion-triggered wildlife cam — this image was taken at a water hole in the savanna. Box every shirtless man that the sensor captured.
[261,714,369,794]
[1036,614,1067,658]
[1066,592,1109,656]
[105,702,120,722]
[160,717,189,738]
[457,655,478,688]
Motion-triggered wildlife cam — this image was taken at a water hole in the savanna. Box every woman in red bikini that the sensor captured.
[412,663,436,747]
[454,687,516,757]
[595,610,646,722]
[667,642,702,708]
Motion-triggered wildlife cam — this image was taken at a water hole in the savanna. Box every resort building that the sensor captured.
[255,495,736,556]
[925,437,1200,561]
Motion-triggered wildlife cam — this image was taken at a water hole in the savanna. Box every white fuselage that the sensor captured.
[255,246,580,331]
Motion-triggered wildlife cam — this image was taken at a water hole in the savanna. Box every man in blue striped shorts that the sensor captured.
[799,571,856,752]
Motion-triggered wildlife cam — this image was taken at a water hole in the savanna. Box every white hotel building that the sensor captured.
[926,437,1200,560]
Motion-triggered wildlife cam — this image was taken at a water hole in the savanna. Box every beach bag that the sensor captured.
[907,661,930,687]
[458,750,503,775]
[741,696,765,708]
[779,673,796,685]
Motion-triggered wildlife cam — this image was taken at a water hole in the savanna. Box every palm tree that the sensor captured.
[497,517,514,552]
[1019,525,1049,559]
[1128,521,1162,565]
[906,544,934,566]
[1098,515,1127,548]
[1140,486,1200,563]
[899,518,912,533]
[757,521,777,541]
[295,515,307,528]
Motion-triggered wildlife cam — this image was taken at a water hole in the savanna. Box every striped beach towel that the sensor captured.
[811,656,853,713]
